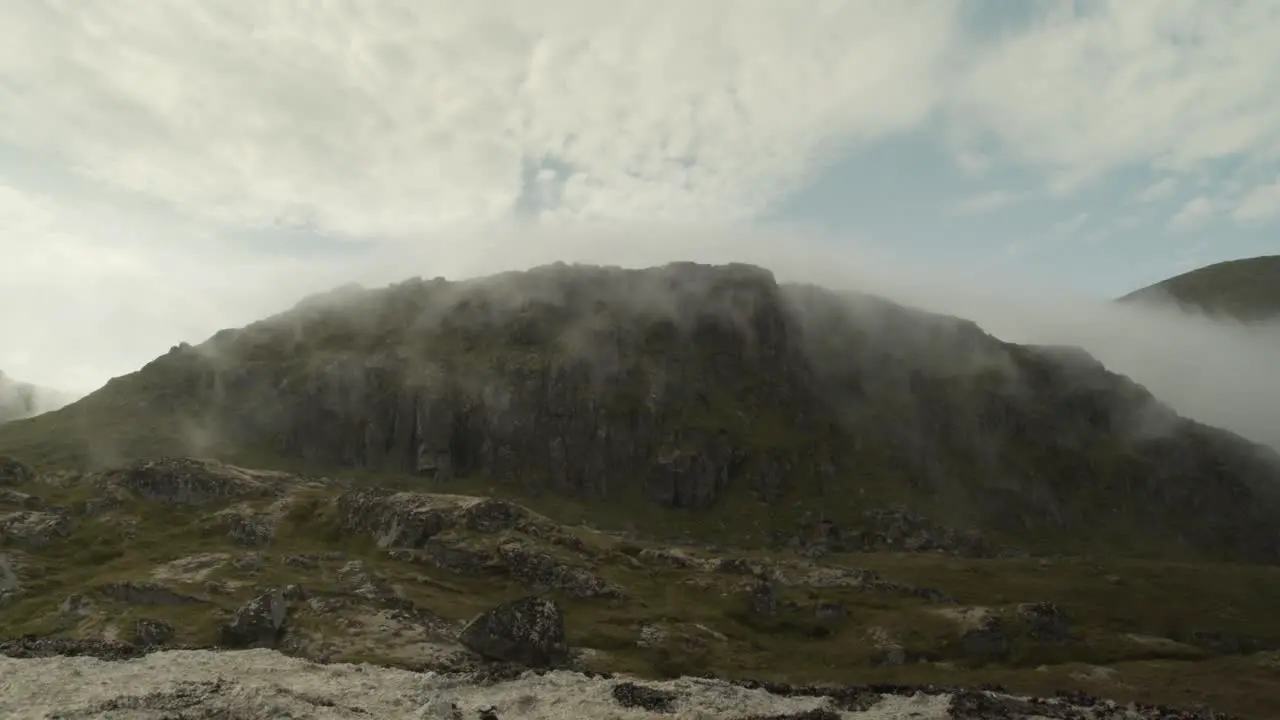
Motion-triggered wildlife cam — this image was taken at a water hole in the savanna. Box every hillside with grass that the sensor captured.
[4,261,1280,717]
[1119,255,1280,322]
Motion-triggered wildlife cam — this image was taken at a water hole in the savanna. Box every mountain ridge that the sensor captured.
[3,261,1277,563]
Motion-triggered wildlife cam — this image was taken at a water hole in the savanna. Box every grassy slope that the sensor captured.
[1120,255,1280,321]
[3,471,1280,719]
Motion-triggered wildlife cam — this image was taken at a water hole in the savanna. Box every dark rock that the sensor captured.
[612,681,679,713]
[0,456,33,485]
[284,554,320,569]
[813,603,847,623]
[1017,601,1071,645]
[735,710,840,720]
[476,707,500,720]
[219,589,289,649]
[96,582,207,606]
[748,578,779,616]
[459,595,568,668]
[133,618,175,646]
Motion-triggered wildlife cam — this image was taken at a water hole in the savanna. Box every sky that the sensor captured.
[1,0,1279,398]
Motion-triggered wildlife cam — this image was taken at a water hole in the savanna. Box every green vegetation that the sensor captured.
[1120,255,1280,321]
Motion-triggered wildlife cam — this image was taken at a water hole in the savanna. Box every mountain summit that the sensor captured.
[4,261,1277,563]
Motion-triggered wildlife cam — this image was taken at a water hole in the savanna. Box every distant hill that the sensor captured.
[1119,255,1280,321]
[0,372,73,424]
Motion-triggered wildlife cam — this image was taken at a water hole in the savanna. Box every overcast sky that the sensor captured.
[2,0,1279,394]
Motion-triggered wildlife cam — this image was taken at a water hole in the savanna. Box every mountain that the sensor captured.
[2,261,1278,562]
[5,261,1280,718]
[0,372,73,424]
[1119,255,1280,321]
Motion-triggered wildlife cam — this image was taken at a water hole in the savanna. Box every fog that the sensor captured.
[331,222,1280,451]
[6,222,1278,453]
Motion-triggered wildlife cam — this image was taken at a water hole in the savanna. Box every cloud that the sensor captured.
[948,189,1021,215]
[948,0,1280,191]
[0,0,961,236]
[1168,196,1217,231]
[1233,181,1280,224]
[1135,176,1177,203]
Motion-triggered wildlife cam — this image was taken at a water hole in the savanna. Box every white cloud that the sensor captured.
[1,0,1279,406]
[0,0,961,237]
[948,189,1020,215]
[1135,176,1177,203]
[949,0,1280,190]
[1233,181,1280,224]
[1168,196,1217,231]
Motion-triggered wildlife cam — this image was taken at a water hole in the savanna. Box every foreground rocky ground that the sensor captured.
[2,457,1278,718]
[0,648,1237,719]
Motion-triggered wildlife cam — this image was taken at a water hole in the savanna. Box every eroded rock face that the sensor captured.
[459,595,568,668]
[219,589,289,649]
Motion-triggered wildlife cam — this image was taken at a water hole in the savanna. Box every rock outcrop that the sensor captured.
[93,458,288,505]
[0,455,33,485]
[219,589,289,649]
[459,595,569,668]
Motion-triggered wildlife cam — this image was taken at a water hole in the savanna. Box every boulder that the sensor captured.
[459,595,568,668]
[219,589,289,649]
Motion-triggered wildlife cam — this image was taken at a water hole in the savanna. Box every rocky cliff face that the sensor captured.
[13,262,1280,562]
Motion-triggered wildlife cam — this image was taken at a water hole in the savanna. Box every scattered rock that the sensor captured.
[0,456,33,485]
[0,509,71,546]
[0,635,147,660]
[459,595,569,668]
[0,488,42,509]
[219,589,289,649]
[612,681,679,713]
[133,618,175,646]
[284,554,320,569]
[220,508,278,547]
